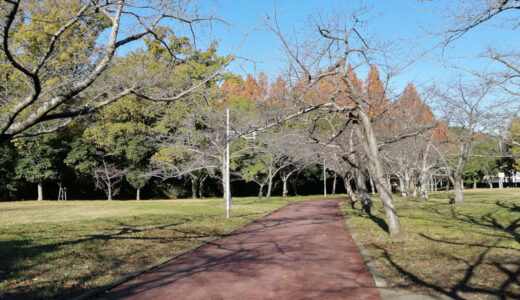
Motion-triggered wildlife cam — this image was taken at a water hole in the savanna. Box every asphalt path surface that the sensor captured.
[100,198,382,299]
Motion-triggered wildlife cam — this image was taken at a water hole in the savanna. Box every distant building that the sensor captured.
[483,170,520,187]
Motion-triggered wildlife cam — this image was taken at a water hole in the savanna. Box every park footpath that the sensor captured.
[97,198,383,299]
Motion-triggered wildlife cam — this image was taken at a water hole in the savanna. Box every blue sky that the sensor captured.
[190,0,520,93]
[116,1,519,95]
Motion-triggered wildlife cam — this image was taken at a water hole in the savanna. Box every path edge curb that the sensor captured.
[338,201,388,288]
[73,200,303,300]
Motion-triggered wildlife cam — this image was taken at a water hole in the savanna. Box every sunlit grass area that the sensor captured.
[0,195,321,299]
[342,189,520,299]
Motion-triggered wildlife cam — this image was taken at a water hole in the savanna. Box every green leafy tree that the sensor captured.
[14,134,67,200]
[236,152,270,200]
[0,143,17,200]
[508,117,520,171]
[463,136,500,189]
[65,96,155,200]
[97,97,155,200]
[1,1,224,142]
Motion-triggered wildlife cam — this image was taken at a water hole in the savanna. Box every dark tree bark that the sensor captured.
[355,169,372,215]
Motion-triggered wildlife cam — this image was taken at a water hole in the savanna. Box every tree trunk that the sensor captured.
[136,187,141,200]
[354,115,403,237]
[339,59,403,236]
[191,176,197,199]
[370,169,403,236]
[107,183,112,201]
[198,174,207,198]
[343,174,357,208]
[221,160,227,201]
[369,175,376,195]
[103,160,113,200]
[473,177,477,189]
[399,176,407,197]
[355,170,372,215]
[499,177,504,189]
[331,173,337,195]
[258,183,264,200]
[453,176,464,204]
[412,177,417,197]
[446,178,450,191]
[266,182,273,199]
[404,174,410,195]
[419,171,429,199]
[282,178,289,197]
[266,169,273,200]
[37,182,43,201]
[221,178,226,199]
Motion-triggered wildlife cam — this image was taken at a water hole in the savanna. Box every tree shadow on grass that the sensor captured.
[371,200,520,299]
[0,217,218,300]
[344,204,389,233]
[368,214,389,233]
[496,201,520,213]
[415,201,520,246]
[376,237,520,300]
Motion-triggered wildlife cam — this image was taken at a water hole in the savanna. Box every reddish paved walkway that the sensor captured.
[100,198,381,299]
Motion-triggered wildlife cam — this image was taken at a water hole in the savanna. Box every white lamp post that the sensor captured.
[225,108,256,218]
[226,108,231,218]
[323,158,327,198]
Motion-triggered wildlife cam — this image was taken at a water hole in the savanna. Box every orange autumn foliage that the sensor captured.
[346,64,363,96]
[304,64,361,107]
[400,83,435,125]
[220,72,270,104]
[268,76,289,106]
[393,83,448,146]
[257,72,269,99]
[365,65,390,118]
[220,76,245,104]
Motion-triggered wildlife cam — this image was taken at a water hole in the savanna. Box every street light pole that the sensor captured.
[323,159,327,198]
[226,108,231,218]
[225,108,256,219]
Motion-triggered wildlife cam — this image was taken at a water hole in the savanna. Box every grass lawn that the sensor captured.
[342,189,520,300]
[0,195,321,299]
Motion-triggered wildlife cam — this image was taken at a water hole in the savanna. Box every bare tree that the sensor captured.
[149,101,261,200]
[93,159,127,201]
[263,8,388,234]
[150,108,227,197]
[328,150,359,208]
[265,4,449,235]
[429,0,520,105]
[260,130,312,199]
[280,135,317,198]
[428,78,509,203]
[384,138,418,197]
[434,0,520,47]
